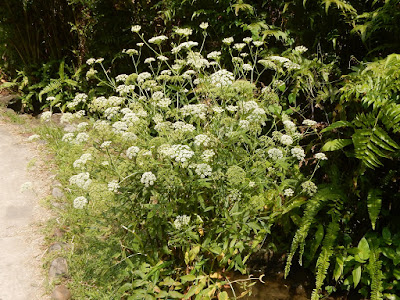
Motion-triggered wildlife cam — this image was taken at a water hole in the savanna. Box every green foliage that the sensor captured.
[311,218,339,300]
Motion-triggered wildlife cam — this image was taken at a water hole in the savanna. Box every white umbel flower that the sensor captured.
[141,172,156,187]
[268,148,283,160]
[280,135,293,146]
[315,153,328,160]
[73,196,88,209]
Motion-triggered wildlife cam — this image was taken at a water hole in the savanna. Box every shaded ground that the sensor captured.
[0,115,51,300]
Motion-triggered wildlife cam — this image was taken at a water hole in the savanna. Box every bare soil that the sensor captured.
[0,113,52,300]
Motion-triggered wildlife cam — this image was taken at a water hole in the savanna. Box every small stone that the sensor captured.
[49,242,68,253]
[51,285,71,300]
[49,257,68,279]
[53,228,65,238]
[52,187,64,199]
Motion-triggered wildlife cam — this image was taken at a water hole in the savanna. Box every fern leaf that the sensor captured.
[353,126,399,169]
[369,247,383,300]
[39,80,62,102]
[320,121,353,133]
[322,139,353,151]
[285,188,343,277]
[311,218,340,300]
[367,189,382,230]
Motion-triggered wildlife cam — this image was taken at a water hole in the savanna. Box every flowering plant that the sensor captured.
[43,24,328,298]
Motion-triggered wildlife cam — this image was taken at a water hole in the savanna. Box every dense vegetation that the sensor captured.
[2,0,400,299]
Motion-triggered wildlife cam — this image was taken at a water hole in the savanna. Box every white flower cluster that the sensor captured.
[77,122,88,131]
[186,52,209,69]
[302,181,317,196]
[104,107,120,120]
[175,27,193,36]
[283,120,297,132]
[93,120,110,131]
[69,172,92,190]
[269,56,290,64]
[148,35,168,44]
[283,61,301,70]
[73,153,92,169]
[60,113,74,124]
[284,188,294,197]
[209,69,234,87]
[195,163,212,178]
[67,93,88,109]
[172,121,195,133]
[73,196,88,209]
[116,74,128,82]
[207,51,221,60]
[62,133,74,142]
[315,153,328,160]
[122,113,140,126]
[112,121,128,134]
[41,111,52,122]
[141,171,156,187]
[74,132,90,144]
[169,145,195,163]
[108,180,120,193]
[100,141,112,149]
[171,41,199,54]
[194,134,211,147]
[302,119,317,126]
[181,104,207,119]
[291,147,306,160]
[294,46,308,54]
[116,84,136,96]
[126,146,140,159]
[201,149,215,162]
[137,72,152,83]
[280,134,293,146]
[268,148,284,160]
[173,215,191,230]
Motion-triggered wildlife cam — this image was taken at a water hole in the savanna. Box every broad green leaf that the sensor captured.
[180,274,196,283]
[367,189,382,230]
[288,93,296,104]
[352,265,362,288]
[168,291,184,298]
[334,256,344,281]
[218,291,229,300]
[321,139,353,151]
[358,237,370,260]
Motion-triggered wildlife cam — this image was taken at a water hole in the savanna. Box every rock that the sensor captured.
[0,95,18,107]
[51,285,71,300]
[53,228,65,238]
[52,187,64,199]
[49,242,68,253]
[49,257,68,279]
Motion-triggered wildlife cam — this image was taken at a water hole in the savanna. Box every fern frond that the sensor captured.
[352,125,399,169]
[38,79,62,102]
[285,188,343,278]
[321,0,357,14]
[368,247,383,300]
[382,103,400,133]
[311,218,340,300]
[285,197,321,278]
[367,189,382,230]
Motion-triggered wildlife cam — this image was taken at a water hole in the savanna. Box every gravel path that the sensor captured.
[0,118,50,300]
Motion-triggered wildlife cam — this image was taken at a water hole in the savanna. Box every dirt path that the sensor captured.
[0,117,51,300]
